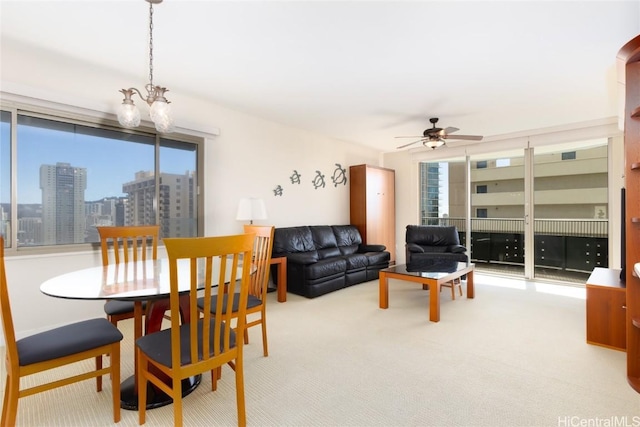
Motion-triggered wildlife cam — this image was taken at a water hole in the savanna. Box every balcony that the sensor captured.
[422,217,609,284]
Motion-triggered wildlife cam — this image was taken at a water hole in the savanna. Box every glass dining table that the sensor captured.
[40,257,234,411]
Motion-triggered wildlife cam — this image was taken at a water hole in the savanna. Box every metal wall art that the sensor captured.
[290,170,301,185]
[312,170,325,189]
[273,163,348,195]
[331,163,347,187]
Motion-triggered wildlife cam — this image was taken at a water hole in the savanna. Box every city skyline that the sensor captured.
[2,118,195,204]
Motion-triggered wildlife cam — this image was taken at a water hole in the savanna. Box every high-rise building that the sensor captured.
[419,162,444,225]
[122,170,196,237]
[40,162,87,245]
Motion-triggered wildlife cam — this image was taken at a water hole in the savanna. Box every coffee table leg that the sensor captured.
[467,269,474,299]
[429,281,440,322]
[379,272,389,309]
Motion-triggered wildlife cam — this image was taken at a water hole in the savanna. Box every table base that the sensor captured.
[120,374,202,410]
[379,263,474,322]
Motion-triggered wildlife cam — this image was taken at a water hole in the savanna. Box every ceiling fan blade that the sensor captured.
[441,127,459,135]
[396,139,424,149]
[395,135,424,138]
[442,134,483,141]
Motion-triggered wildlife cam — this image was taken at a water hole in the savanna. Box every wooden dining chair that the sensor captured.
[97,225,159,328]
[0,236,123,426]
[441,277,463,300]
[136,234,255,427]
[197,225,275,357]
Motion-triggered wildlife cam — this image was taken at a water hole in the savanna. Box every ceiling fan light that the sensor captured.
[424,139,445,149]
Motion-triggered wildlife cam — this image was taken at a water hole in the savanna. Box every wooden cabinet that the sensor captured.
[586,268,626,351]
[349,164,396,263]
[618,34,640,394]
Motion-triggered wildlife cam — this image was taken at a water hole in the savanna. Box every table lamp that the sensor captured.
[236,197,267,224]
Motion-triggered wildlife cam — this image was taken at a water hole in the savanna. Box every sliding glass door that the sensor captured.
[532,140,608,282]
[418,138,610,284]
[468,149,526,278]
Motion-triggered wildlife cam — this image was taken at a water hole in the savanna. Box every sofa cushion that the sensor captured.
[287,251,319,264]
[343,253,368,271]
[333,225,362,256]
[273,226,314,254]
[310,226,341,259]
[305,258,347,280]
[333,225,363,245]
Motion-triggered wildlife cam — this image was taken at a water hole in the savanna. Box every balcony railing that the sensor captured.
[421,217,609,282]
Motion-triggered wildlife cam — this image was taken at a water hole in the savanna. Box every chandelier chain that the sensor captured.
[148,1,154,88]
[117,0,173,133]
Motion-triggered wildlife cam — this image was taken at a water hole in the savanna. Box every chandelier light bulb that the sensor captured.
[150,99,175,133]
[117,100,141,128]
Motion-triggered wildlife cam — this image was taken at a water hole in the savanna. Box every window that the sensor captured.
[1,106,203,250]
[476,185,488,194]
[561,151,577,160]
[0,111,10,248]
[476,208,488,218]
[476,160,487,169]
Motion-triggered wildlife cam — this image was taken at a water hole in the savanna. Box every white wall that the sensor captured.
[0,42,381,342]
[0,40,625,344]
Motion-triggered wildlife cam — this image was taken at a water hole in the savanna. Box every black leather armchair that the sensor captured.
[405,225,468,264]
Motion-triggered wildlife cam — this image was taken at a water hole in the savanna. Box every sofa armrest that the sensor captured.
[406,243,425,253]
[448,244,467,254]
[358,244,386,253]
[286,252,319,265]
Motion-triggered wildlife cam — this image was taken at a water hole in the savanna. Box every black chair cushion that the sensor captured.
[17,318,123,366]
[104,299,147,316]
[406,225,461,246]
[136,318,236,368]
[196,293,262,313]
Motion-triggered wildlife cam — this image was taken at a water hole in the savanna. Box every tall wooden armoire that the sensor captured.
[349,164,396,264]
[618,34,640,394]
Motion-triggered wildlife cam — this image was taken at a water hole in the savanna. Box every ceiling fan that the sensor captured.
[395,117,483,149]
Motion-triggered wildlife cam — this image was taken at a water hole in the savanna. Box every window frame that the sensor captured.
[1,99,205,255]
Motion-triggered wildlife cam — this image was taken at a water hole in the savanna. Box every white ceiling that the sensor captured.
[1,0,639,152]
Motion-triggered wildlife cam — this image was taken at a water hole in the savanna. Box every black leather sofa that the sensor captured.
[405,225,468,264]
[272,225,391,298]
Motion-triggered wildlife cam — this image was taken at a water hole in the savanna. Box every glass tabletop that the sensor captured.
[382,261,472,279]
[40,258,230,301]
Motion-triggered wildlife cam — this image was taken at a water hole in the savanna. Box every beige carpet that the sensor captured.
[2,273,638,426]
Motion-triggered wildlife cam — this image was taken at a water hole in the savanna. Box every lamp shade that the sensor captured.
[236,198,267,223]
[425,139,445,149]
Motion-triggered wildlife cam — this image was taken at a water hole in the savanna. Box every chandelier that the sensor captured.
[117,0,174,134]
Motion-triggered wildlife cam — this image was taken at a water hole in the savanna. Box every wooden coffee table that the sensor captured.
[378,261,474,322]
